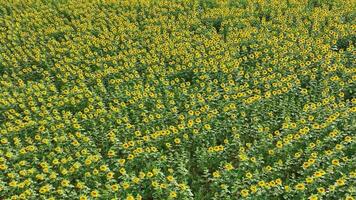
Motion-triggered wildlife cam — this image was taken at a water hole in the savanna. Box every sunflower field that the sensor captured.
[0,0,355,199]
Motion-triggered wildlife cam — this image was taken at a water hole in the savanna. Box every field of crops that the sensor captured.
[0,0,355,199]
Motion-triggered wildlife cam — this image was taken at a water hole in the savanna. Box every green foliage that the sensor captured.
[0,0,355,200]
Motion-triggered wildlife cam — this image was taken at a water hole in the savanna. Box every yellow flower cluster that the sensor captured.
[0,0,355,199]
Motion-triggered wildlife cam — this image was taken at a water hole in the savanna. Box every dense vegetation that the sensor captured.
[0,0,355,199]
